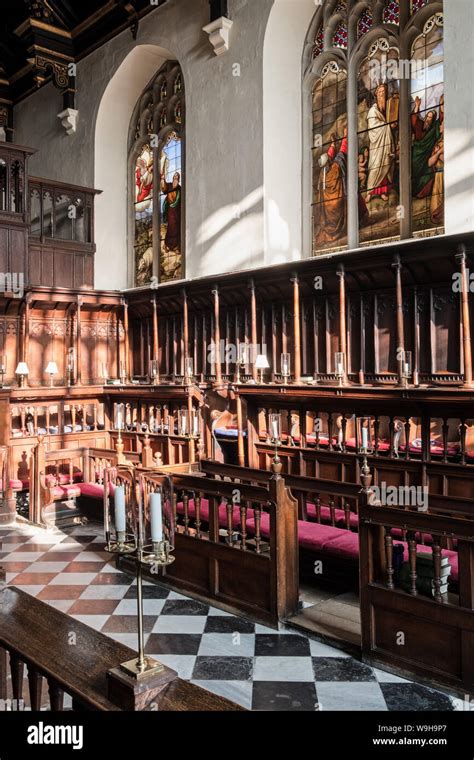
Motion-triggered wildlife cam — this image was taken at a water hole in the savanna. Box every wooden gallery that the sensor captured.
[0,0,472,717]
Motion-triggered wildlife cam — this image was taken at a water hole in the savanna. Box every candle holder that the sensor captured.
[104,472,176,701]
[357,416,374,455]
[149,359,159,386]
[335,351,345,387]
[184,357,194,385]
[269,412,281,445]
[281,352,291,385]
[401,350,412,388]
[0,355,6,388]
[178,407,189,436]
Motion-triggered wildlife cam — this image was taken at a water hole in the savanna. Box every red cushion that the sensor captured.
[321,529,360,559]
[306,502,358,529]
[77,482,114,499]
[399,543,458,583]
[345,437,391,452]
[51,484,81,500]
[176,498,254,529]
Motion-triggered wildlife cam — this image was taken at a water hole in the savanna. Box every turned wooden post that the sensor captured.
[76,296,83,386]
[212,285,222,385]
[336,265,347,383]
[413,287,420,386]
[236,392,245,467]
[291,274,301,383]
[183,288,189,373]
[359,293,366,385]
[456,245,474,388]
[151,295,160,382]
[122,298,130,382]
[250,279,258,382]
[392,255,405,386]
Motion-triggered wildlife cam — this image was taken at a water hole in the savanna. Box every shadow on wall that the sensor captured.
[193,186,265,277]
[445,128,474,233]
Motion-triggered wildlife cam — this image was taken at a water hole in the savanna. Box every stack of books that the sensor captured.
[399,552,452,597]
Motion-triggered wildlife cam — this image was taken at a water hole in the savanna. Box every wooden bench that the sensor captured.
[0,586,243,711]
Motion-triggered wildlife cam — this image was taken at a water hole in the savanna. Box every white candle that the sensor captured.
[150,492,163,542]
[271,419,279,439]
[114,486,126,533]
[403,362,409,375]
[362,427,368,450]
[193,413,199,435]
[116,409,122,429]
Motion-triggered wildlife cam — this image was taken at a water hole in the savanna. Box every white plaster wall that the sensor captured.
[444,0,474,236]
[263,0,315,266]
[14,0,273,289]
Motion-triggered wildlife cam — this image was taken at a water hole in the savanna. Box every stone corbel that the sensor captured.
[202,16,233,56]
[57,107,78,135]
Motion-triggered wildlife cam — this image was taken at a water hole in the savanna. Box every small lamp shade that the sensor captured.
[255,354,270,370]
[45,362,59,376]
[15,362,29,376]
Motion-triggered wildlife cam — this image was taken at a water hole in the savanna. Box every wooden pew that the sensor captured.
[117,461,299,628]
[0,586,243,711]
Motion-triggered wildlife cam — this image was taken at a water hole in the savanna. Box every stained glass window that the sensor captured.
[134,144,154,286]
[357,41,400,245]
[312,64,348,254]
[130,61,185,286]
[383,0,400,25]
[333,22,348,49]
[357,10,373,39]
[411,0,428,14]
[159,132,183,282]
[313,25,324,58]
[411,14,444,235]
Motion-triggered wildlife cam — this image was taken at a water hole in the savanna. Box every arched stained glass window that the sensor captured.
[383,0,400,25]
[129,60,185,286]
[411,13,444,235]
[357,10,373,39]
[312,63,348,252]
[308,3,444,257]
[313,25,324,58]
[333,21,348,49]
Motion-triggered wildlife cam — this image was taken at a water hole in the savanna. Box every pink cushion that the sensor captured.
[398,543,458,583]
[77,482,114,499]
[345,437,391,452]
[306,502,359,529]
[176,498,253,529]
[51,484,81,500]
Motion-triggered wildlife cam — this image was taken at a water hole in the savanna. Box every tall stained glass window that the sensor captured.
[358,41,400,245]
[129,61,185,286]
[357,10,373,40]
[411,0,428,14]
[411,13,444,235]
[312,63,348,253]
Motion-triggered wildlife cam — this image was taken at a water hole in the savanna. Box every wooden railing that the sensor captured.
[0,586,243,711]
[359,488,474,695]
[117,462,299,627]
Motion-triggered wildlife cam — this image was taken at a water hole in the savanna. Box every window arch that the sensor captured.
[129,61,185,286]
[307,1,444,257]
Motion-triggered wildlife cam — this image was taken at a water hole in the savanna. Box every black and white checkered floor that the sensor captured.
[0,523,463,711]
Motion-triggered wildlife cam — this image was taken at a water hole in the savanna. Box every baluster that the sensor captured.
[27,665,43,710]
[93,404,98,432]
[408,532,417,596]
[20,406,26,436]
[254,505,262,554]
[163,405,168,433]
[9,654,24,700]
[33,407,39,435]
[329,496,336,526]
[460,419,467,465]
[315,493,321,523]
[315,412,320,450]
[183,492,190,535]
[195,493,201,538]
[404,418,411,460]
[71,405,76,429]
[46,405,51,434]
[341,415,347,452]
[240,503,248,551]
[47,679,64,711]
[389,416,395,458]
[328,413,333,451]
[374,416,380,456]
[68,458,73,485]
[226,497,233,545]
[172,492,177,525]
[344,501,351,530]
[384,529,394,590]
[442,418,449,464]
[432,539,443,603]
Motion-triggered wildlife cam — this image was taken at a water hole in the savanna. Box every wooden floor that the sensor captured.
[288,585,361,653]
